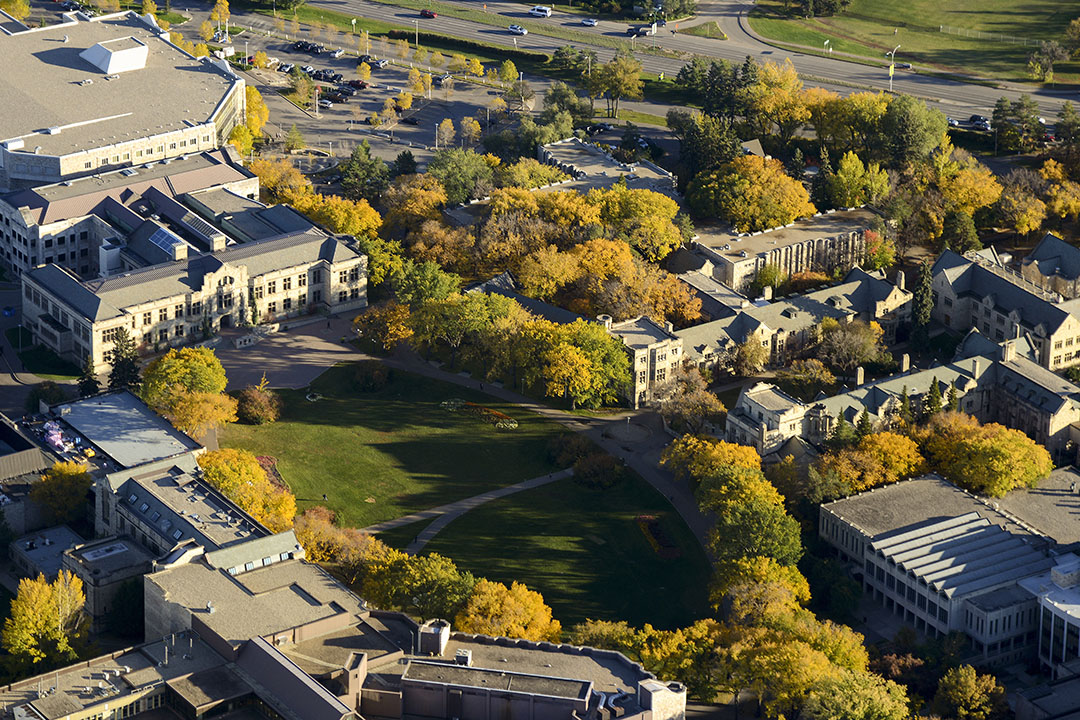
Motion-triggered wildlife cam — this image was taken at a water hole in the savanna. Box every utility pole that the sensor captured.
[414,19,419,49]
[888,44,900,92]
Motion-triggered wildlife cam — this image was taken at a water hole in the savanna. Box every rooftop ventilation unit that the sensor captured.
[45,127,62,135]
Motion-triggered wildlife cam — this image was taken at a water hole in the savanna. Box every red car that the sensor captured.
[420,8,437,18]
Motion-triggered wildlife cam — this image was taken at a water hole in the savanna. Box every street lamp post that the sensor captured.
[823,39,829,54]
[351,18,355,36]
[888,44,900,92]
[414,19,419,48]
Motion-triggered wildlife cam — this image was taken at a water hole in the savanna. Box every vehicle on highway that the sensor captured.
[373,58,390,68]
[508,24,528,35]
[402,116,421,125]
[528,5,552,16]
[420,8,437,18]
[975,120,992,132]
[318,99,333,109]
[331,48,345,58]
[897,62,912,69]
[581,17,598,26]
[626,25,651,36]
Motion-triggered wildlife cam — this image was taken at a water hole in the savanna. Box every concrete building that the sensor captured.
[1023,233,1080,299]
[10,525,85,580]
[602,315,684,408]
[536,137,677,196]
[692,209,876,293]
[22,230,367,372]
[0,12,244,193]
[932,249,1080,371]
[0,149,257,278]
[63,535,155,633]
[0,412,55,535]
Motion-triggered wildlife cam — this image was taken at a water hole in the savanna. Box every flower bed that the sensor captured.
[636,514,681,560]
[441,399,518,430]
[256,455,290,492]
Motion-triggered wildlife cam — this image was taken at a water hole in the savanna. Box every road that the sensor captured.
[300,0,1077,119]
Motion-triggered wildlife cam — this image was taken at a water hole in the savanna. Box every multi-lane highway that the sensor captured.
[305,0,1077,120]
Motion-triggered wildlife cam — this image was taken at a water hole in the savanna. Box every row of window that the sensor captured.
[226,552,293,575]
[80,135,212,169]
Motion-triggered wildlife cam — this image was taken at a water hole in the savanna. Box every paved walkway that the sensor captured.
[362,468,574,554]
[214,316,715,552]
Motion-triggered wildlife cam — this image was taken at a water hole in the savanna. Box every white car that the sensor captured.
[581,17,598,26]
[508,24,528,35]
[528,5,551,16]
[331,48,345,58]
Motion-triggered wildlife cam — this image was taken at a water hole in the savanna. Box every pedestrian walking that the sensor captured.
[322,493,328,501]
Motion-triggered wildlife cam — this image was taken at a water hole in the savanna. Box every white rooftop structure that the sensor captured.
[78,36,148,73]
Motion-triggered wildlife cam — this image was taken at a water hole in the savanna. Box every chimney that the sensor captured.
[1001,341,1016,363]
[973,358,981,376]
[895,270,905,291]
[762,286,773,301]
[855,366,865,387]
[900,353,910,373]
[597,314,613,330]
[664,320,674,334]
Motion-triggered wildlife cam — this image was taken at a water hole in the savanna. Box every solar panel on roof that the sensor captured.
[148,226,184,253]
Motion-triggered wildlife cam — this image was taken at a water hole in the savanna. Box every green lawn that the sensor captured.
[219,363,564,528]
[4,328,81,382]
[413,475,711,629]
[749,0,1080,83]
[677,21,727,39]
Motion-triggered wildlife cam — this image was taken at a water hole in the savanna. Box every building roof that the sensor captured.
[146,558,368,650]
[693,209,876,262]
[468,272,582,325]
[53,390,200,468]
[1020,554,1080,626]
[932,249,1070,336]
[738,382,804,413]
[235,637,351,720]
[203,530,303,573]
[403,660,591,701]
[279,618,404,677]
[0,14,239,158]
[996,468,1080,549]
[1024,233,1080,281]
[608,315,678,350]
[675,268,748,318]
[870,512,1054,598]
[64,535,155,581]
[0,414,52,483]
[3,150,250,227]
[11,525,85,578]
[27,263,121,322]
[184,188,316,243]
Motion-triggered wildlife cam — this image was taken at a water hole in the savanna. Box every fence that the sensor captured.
[938,25,1038,47]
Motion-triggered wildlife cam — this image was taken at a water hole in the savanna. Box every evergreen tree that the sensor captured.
[812,144,833,208]
[855,408,873,438]
[787,147,805,179]
[391,149,418,177]
[76,356,100,398]
[107,327,141,391]
[946,380,959,412]
[827,413,857,450]
[912,260,933,342]
[898,385,913,425]
[923,377,943,418]
[340,140,390,203]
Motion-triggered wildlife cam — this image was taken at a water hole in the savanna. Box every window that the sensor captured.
[283,277,292,291]
[268,301,277,314]
[84,161,92,169]
[254,286,264,300]
[158,329,168,342]
[175,325,184,337]
[102,327,121,344]
[57,235,66,245]
[350,288,360,300]
[349,268,360,282]
[143,333,151,344]
[339,271,348,283]
[191,301,202,315]
[267,280,277,294]
[1055,341,1064,350]
[262,556,273,566]
[80,248,88,257]
[656,368,666,383]
[128,494,138,504]
[283,297,292,310]
[159,308,168,322]
[150,511,160,522]
[311,290,322,303]
[139,502,149,513]
[339,291,347,302]
[312,269,322,283]
[175,304,184,318]
[279,552,290,561]
[169,142,177,150]
[44,239,52,248]
[298,274,307,287]
[172,529,183,540]
[143,312,152,325]
[638,370,646,384]
[244,561,256,572]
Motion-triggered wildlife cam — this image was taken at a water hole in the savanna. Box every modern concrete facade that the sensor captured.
[0,12,244,192]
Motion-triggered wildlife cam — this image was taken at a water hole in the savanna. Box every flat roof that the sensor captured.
[280,620,403,677]
[997,468,1080,548]
[54,390,200,468]
[0,14,239,158]
[146,559,367,649]
[404,660,591,701]
[65,535,156,579]
[12,525,84,578]
[695,209,876,261]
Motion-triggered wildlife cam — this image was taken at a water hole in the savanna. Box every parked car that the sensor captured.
[402,116,421,125]
[586,122,613,135]
[318,99,333,109]
[337,85,357,96]
[976,121,992,132]
[897,62,912,69]
[581,17,598,26]
[528,5,552,16]
[420,8,437,18]
[373,58,390,68]
[330,48,344,58]
[301,65,315,75]
[508,24,528,35]
[279,63,294,73]
[346,79,369,89]
[434,73,453,86]
[969,114,989,125]
[358,54,373,64]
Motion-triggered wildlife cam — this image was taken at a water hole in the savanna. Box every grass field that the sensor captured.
[405,475,711,629]
[678,21,726,39]
[749,0,1080,83]
[4,328,81,382]
[220,363,564,528]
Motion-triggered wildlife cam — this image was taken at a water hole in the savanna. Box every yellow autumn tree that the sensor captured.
[30,461,92,525]
[198,449,296,531]
[455,579,562,641]
[2,571,85,670]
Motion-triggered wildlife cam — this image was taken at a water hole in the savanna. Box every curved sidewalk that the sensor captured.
[362,468,575,555]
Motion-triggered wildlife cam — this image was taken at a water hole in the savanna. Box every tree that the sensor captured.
[855,408,873,438]
[209,0,229,29]
[923,377,943,417]
[879,93,948,168]
[3,572,85,671]
[816,431,924,493]
[198,19,214,41]
[495,158,568,189]
[391,150,418,177]
[1067,18,1080,59]
[2,0,31,16]
[542,343,592,409]
[357,61,371,83]
[235,375,283,425]
[659,364,726,434]
[941,210,980,252]
[228,125,254,156]
[76,357,100,398]
[829,151,887,207]
[284,123,306,152]
[541,82,591,125]
[198,449,296,532]
[354,300,414,351]
[732,338,769,376]
[816,320,888,372]
[592,51,643,118]
[30,461,91,525]
[999,169,1047,235]
[140,347,236,438]
[436,118,455,149]
[709,500,803,568]
[498,59,518,84]
[745,59,808,142]
[1029,40,1069,83]
[383,173,448,236]
[140,0,156,13]
[427,148,495,205]
[932,665,1009,720]
[460,116,482,147]
[803,668,910,720]
[687,155,816,231]
[25,381,67,414]
[777,359,836,400]
[912,260,933,341]
[864,230,896,270]
[107,326,141,391]
[340,140,390,204]
[455,579,562,641]
[391,260,461,307]
[245,86,270,138]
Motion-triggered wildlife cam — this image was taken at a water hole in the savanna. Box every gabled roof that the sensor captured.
[26,263,121,322]
[467,272,582,325]
[1024,233,1080,281]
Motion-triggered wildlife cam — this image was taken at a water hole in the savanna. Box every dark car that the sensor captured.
[402,116,421,125]
[346,79,369,89]
[330,72,344,83]
[433,73,453,86]
[969,114,989,124]
[358,54,373,64]
[337,85,357,96]
[586,122,613,135]
[420,8,436,17]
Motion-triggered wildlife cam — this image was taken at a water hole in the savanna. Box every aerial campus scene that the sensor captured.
[2,0,1080,717]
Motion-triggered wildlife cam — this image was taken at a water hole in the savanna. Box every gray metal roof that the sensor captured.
[204,530,302,572]
[1025,233,1080,281]
[27,264,121,322]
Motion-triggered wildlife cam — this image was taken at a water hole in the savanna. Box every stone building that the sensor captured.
[602,315,684,408]
[1022,233,1080,300]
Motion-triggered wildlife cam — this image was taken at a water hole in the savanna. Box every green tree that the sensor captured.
[140,347,236,438]
[2,571,85,672]
[898,385,913,425]
[498,59,518,84]
[340,140,390,203]
[284,123,306,152]
[391,149,418,177]
[855,408,873,438]
[426,148,495,205]
[107,326,141,391]
[880,94,948,168]
[25,380,68,414]
[923,377,943,417]
[827,414,857,450]
[708,500,803,568]
[392,260,461,307]
[288,68,314,104]
[1029,40,1069,83]
[541,82,591,125]
[912,260,933,342]
[803,668,910,720]
[592,50,643,118]
[932,665,1009,720]
[941,210,980,252]
[30,461,92,525]
[542,343,593,410]
[946,380,959,412]
[77,357,100,398]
